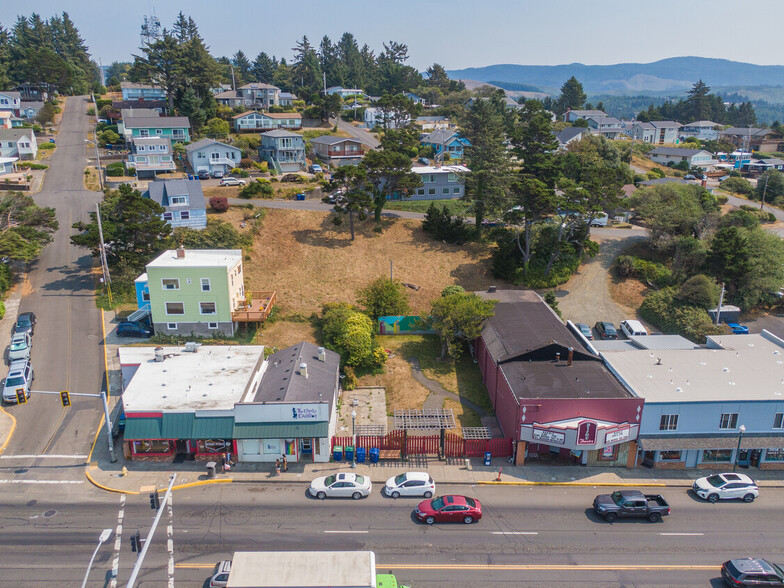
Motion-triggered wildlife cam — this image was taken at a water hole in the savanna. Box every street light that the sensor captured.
[733,424,746,472]
[81,528,112,588]
[85,138,104,191]
[351,409,357,468]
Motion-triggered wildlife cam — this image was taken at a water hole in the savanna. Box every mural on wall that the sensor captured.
[378,316,434,335]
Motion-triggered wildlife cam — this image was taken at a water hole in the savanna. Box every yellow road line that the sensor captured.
[84,466,139,495]
[86,308,109,465]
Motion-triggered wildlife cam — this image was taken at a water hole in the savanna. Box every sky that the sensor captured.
[12,0,784,71]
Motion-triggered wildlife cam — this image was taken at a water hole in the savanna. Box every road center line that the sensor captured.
[659,532,704,536]
[110,494,125,588]
[323,530,369,534]
[491,531,539,535]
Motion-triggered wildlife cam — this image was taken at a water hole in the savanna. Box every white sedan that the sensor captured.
[384,472,435,498]
[692,472,759,503]
[309,472,371,500]
[219,177,246,186]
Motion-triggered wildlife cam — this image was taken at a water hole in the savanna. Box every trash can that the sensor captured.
[356,447,366,463]
[188,175,194,180]
[369,447,380,463]
[296,193,306,201]
[345,446,354,462]
[333,445,343,462]
[206,461,217,478]
[484,452,492,467]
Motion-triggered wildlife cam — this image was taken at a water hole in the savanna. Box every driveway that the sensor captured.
[332,117,380,150]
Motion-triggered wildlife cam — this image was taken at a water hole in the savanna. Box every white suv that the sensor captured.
[3,359,34,404]
[693,472,759,503]
[8,332,32,361]
[620,319,648,338]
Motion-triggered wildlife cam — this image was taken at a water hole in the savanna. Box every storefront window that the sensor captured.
[702,449,732,462]
[197,439,232,454]
[598,445,618,461]
[133,440,171,454]
[660,450,682,461]
[765,448,784,462]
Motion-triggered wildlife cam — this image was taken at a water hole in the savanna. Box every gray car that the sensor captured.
[8,332,32,361]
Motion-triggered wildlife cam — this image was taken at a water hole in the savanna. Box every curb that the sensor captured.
[0,406,17,456]
[478,481,669,487]
[85,467,234,495]
[85,467,140,495]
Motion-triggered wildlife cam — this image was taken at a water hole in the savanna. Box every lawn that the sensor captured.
[385,198,472,216]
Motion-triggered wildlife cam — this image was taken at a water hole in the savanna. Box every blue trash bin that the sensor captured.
[296,193,306,201]
[369,447,380,463]
[484,451,492,466]
[345,446,354,462]
[356,447,366,463]
[333,445,343,461]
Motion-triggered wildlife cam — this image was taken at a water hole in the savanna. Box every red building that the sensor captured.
[475,291,643,467]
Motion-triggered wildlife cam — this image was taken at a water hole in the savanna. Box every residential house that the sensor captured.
[405,92,425,105]
[210,83,233,94]
[363,106,411,129]
[144,180,207,230]
[309,136,364,166]
[586,116,624,139]
[18,101,43,120]
[184,139,242,177]
[120,82,166,101]
[119,116,191,143]
[415,116,453,131]
[0,112,12,130]
[214,91,247,109]
[217,83,282,109]
[112,99,168,115]
[628,121,681,144]
[563,109,606,122]
[0,128,38,160]
[407,165,468,200]
[420,129,471,161]
[126,137,175,179]
[12,83,50,102]
[258,130,306,173]
[0,157,17,176]
[648,147,714,169]
[279,92,298,107]
[475,290,643,468]
[325,86,366,99]
[0,91,22,116]
[680,120,720,141]
[741,157,784,175]
[118,340,338,464]
[232,111,302,132]
[720,127,784,153]
[555,127,589,150]
[600,331,784,470]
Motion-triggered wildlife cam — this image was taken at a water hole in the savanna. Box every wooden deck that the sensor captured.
[232,291,276,323]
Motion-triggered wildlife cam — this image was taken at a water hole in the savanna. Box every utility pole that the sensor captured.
[96,203,112,305]
[390,260,394,280]
[127,474,177,588]
[715,282,725,326]
[323,72,327,95]
[760,172,769,211]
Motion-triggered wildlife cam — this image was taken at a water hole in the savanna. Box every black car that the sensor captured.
[116,321,153,338]
[197,169,211,180]
[14,312,36,336]
[721,558,784,586]
[594,321,617,340]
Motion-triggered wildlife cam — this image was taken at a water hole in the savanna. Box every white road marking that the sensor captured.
[110,495,126,588]
[660,532,704,536]
[167,494,174,588]
[0,479,84,484]
[323,530,369,534]
[491,531,539,535]
[0,454,89,459]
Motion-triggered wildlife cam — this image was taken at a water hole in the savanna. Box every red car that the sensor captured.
[415,495,482,525]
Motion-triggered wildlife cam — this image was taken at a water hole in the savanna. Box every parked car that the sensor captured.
[197,170,211,180]
[208,559,232,587]
[309,472,371,499]
[620,319,648,338]
[721,558,784,586]
[594,321,618,340]
[3,358,33,404]
[220,177,245,186]
[309,164,323,173]
[592,490,670,523]
[589,213,609,227]
[575,323,593,340]
[8,332,32,361]
[684,174,696,180]
[384,472,436,498]
[211,169,225,179]
[693,472,759,503]
[725,322,750,335]
[415,495,482,525]
[14,312,36,336]
[719,175,731,182]
[116,321,153,338]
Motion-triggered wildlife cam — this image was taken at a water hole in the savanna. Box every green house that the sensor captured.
[121,115,191,143]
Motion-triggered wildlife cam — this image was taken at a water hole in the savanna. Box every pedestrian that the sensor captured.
[281,454,288,472]
[219,453,226,473]
[275,458,281,476]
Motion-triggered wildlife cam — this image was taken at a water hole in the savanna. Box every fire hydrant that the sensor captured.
[120,466,128,477]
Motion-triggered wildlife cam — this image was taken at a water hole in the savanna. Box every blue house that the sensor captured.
[421,129,471,161]
[144,180,207,230]
[258,130,306,173]
[121,82,166,101]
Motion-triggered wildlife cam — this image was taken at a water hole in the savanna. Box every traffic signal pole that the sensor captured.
[127,474,176,588]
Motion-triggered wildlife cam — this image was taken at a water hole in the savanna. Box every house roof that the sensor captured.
[649,120,682,129]
[145,180,206,210]
[649,147,708,157]
[146,249,242,269]
[567,109,606,117]
[216,90,243,100]
[556,127,588,144]
[757,158,784,166]
[261,129,301,138]
[279,92,297,99]
[412,165,470,174]
[120,82,163,91]
[249,342,339,410]
[633,122,655,130]
[183,138,238,153]
[239,82,280,90]
[721,127,780,137]
[416,116,449,123]
[310,135,362,146]
[0,128,35,142]
[123,116,190,129]
[121,108,160,119]
[130,136,170,148]
[638,177,690,186]
[112,99,167,110]
[0,91,21,101]
[263,112,301,119]
[683,120,720,128]
[20,101,43,110]
[587,116,622,126]
[422,129,467,145]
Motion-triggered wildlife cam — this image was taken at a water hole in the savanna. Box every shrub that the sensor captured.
[252,161,268,172]
[240,158,254,169]
[281,173,304,183]
[422,202,472,244]
[715,194,729,205]
[320,302,385,369]
[639,288,725,343]
[0,301,5,320]
[543,291,562,318]
[676,274,718,308]
[231,167,242,175]
[105,161,125,177]
[613,255,672,287]
[39,142,56,150]
[16,162,48,170]
[358,277,410,320]
[646,168,665,179]
[441,285,465,297]
[209,196,229,212]
[87,107,95,116]
[239,170,249,178]
[720,177,753,196]
[238,179,274,199]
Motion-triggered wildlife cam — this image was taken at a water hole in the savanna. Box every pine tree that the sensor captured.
[556,76,587,114]
[232,50,251,85]
[252,52,276,83]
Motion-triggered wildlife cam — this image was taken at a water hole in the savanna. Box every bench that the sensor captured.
[378,449,401,460]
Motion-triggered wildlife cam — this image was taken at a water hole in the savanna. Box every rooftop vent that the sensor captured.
[299,362,308,379]
[176,246,185,259]
[184,342,201,352]
[154,347,165,362]
[318,347,326,362]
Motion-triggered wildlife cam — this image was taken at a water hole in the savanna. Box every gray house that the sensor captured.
[258,130,306,173]
[184,139,242,177]
[126,137,175,179]
[144,180,207,230]
[555,127,589,150]
[405,165,468,201]
[628,121,681,144]
[649,147,714,169]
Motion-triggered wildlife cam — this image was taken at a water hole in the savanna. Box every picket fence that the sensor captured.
[331,430,513,458]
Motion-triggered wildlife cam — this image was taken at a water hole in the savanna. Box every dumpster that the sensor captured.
[369,447,380,463]
[206,461,217,478]
[333,445,343,461]
[345,446,354,462]
[356,447,366,463]
[296,193,306,201]
[484,452,492,466]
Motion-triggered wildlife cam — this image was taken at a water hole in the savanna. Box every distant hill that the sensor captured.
[447,57,784,96]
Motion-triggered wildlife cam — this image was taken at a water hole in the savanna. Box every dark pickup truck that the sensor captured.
[593,490,670,522]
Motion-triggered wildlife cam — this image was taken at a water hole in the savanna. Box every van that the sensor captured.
[620,320,648,338]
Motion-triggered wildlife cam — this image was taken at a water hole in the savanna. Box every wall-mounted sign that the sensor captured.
[292,407,319,420]
[577,420,598,445]
[602,445,615,458]
[605,427,631,444]
[532,428,565,445]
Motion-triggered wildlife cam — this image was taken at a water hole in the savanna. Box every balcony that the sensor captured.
[232,291,276,323]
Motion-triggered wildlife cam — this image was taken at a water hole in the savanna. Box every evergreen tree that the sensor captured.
[178,87,206,132]
[291,36,322,97]
[556,76,587,114]
[252,51,275,83]
[686,80,711,121]
[232,50,252,85]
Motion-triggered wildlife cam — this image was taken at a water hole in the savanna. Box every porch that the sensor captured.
[232,291,276,324]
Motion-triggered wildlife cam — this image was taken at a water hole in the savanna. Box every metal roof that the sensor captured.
[232,421,328,439]
[124,417,163,440]
[627,335,700,350]
[192,416,235,438]
[162,413,194,438]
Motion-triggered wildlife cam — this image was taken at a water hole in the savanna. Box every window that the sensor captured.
[142,291,150,302]
[169,195,187,205]
[447,173,458,183]
[155,129,163,135]
[201,278,211,292]
[774,413,784,429]
[200,302,216,315]
[719,413,739,429]
[167,323,178,330]
[659,414,679,431]
[139,129,150,137]
[702,449,732,462]
[428,188,435,195]
[453,187,460,193]
[660,450,682,461]
[163,212,173,221]
[442,188,450,194]
[198,152,205,159]
[417,189,425,195]
[179,211,190,220]
[165,302,185,315]
[161,278,179,290]
[208,322,219,330]
[765,448,784,462]
[211,152,220,160]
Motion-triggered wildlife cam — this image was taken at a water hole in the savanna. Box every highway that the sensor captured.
[0,483,781,586]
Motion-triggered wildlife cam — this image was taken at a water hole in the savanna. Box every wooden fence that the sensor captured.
[331,431,513,458]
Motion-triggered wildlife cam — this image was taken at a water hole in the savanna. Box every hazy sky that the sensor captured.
[13,0,784,70]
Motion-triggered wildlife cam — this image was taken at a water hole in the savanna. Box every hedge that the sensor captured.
[639,288,726,343]
[614,255,672,288]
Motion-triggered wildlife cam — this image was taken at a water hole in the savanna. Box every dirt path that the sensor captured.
[555,234,646,327]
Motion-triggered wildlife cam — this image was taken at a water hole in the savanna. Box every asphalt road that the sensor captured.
[2,483,782,586]
[3,96,104,465]
[333,117,381,150]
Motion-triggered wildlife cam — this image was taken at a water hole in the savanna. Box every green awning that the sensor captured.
[192,416,235,439]
[124,417,163,440]
[233,421,328,439]
[161,413,195,438]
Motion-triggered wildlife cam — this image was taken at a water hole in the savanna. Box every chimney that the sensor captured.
[318,347,326,362]
[567,347,574,367]
[154,347,165,362]
[299,362,308,378]
[176,246,185,259]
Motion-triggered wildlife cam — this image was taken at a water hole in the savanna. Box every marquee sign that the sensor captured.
[576,420,598,445]
[532,428,566,445]
[605,427,631,444]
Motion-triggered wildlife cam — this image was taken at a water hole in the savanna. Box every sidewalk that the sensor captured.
[0,279,25,454]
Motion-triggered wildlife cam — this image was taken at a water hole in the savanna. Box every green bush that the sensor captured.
[238,179,274,199]
[16,162,48,170]
[639,288,726,343]
[358,277,410,320]
[614,255,672,287]
[720,177,754,196]
[676,274,718,308]
[515,256,581,288]
[422,202,472,244]
[647,168,665,180]
[320,302,386,369]
[105,161,125,177]
[39,142,56,150]
[0,264,10,296]
[0,301,5,321]
[715,194,729,205]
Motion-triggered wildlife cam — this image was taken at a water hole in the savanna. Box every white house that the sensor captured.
[184,139,242,176]
[406,165,469,200]
[680,121,721,141]
[563,109,606,122]
[628,121,681,144]
[0,91,22,116]
[325,86,366,99]
[0,128,38,160]
[363,107,411,129]
[649,147,714,169]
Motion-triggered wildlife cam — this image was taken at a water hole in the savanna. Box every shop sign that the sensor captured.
[605,427,631,445]
[202,439,231,453]
[577,420,598,445]
[292,407,318,420]
[532,428,565,445]
[602,446,615,458]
